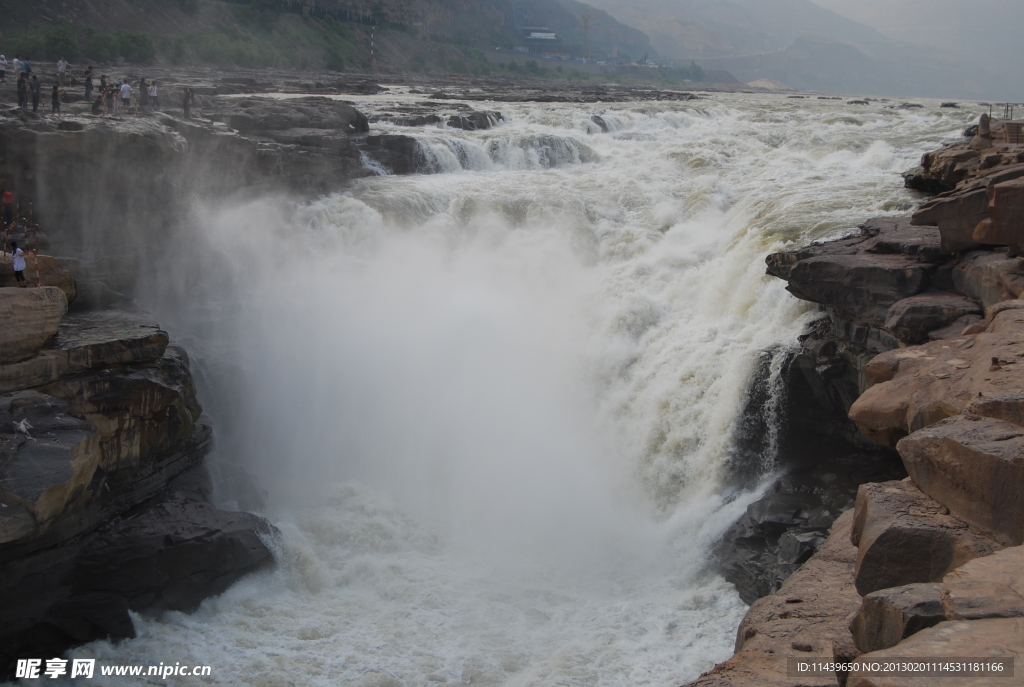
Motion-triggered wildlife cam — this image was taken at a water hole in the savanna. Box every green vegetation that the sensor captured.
[7,22,79,61]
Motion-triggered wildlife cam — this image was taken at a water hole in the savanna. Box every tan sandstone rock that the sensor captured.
[850,307,1024,446]
[0,287,68,365]
[850,480,1000,596]
[848,618,1024,687]
[897,415,1024,546]
[973,178,1024,252]
[849,583,945,654]
[911,188,987,254]
[686,511,862,687]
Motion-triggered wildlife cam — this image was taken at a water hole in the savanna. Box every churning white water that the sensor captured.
[67,93,975,686]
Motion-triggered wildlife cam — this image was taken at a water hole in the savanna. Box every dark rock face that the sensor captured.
[882,291,981,344]
[359,134,423,175]
[0,310,278,678]
[718,445,905,604]
[0,476,275,676]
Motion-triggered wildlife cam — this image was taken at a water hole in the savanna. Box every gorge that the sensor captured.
[1,68,1007,686]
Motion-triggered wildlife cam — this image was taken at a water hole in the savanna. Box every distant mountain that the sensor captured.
[582,0,1013,99]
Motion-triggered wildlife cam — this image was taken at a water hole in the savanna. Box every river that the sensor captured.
[74,92,974,686]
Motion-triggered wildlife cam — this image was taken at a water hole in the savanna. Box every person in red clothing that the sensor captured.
[1,190,14,226]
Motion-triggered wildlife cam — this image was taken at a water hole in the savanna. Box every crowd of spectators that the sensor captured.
[1,54,182,118]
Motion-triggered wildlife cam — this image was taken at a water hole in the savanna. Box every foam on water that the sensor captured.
[60,94,976,686]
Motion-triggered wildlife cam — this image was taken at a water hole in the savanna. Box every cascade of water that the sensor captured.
[101,94,977,687]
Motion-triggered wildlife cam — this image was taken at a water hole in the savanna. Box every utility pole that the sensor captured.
[582,14,591,61]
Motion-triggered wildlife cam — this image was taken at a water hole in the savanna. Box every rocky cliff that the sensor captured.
[690,121,1024,686]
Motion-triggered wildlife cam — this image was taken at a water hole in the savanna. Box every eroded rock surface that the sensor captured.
[850,480,1000,596]
[849,307,1024,446]
[0,287,67,365]
[690,512,862,687]
[898,415,1024,546]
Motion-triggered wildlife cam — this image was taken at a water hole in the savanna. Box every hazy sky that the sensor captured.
[810,0,1024,75]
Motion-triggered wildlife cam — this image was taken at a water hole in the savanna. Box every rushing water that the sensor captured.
[60,93,975,686]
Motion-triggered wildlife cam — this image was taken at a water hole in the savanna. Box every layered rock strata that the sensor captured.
[0,286,277,676]
[688,126,1024,687]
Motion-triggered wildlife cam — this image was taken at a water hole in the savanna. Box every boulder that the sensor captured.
[943,544,1024,620]
[911,188,988,254]
[0,485,277,677]
[848,619,1024,687]
[849,583,945,653]
[850,480,1000,595]
[689,512,863,687]
[951,250,1024,309]
[0,310,169,394]
[0,255,76,302]
[72,490,276,612]
[766,218,943,331]
[897,415,1024,546]
[0,287,67,364]
[850,307,1024,446]
[883,291,980,344]
[359,134,422,174]
[972,178,1024,252]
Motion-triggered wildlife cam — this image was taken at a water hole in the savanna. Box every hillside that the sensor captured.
[0,0,654,75]
[582,0,1011,99]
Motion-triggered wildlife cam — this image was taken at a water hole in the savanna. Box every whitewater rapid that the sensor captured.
[68,93,975,686]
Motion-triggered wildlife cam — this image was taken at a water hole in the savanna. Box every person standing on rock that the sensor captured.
[84,65,94,101]
[182,88,193,119]
[139,77,149,111]
[11,56,20,77]
[57,57,69,88]
[21,57,30,75]
[29,76,41,113]
[9,241,27,286]
[51,85,61,116]
[0,56,7,84]
[149,81,159,111]
[16,73,27,109]
[119,80,132,113]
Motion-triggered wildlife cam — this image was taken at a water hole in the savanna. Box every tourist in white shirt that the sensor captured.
[57,57,69,87]
[149,81,158,111]
[119,81,132,113]
[0,56,7,83]
[11,56,20,76]
[10,241,27,286]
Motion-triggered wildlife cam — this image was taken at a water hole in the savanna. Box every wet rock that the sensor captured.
[850,480,1001,595]
[848,619,1024,687]
[0,310,168,393]
[849,583,945,653]
[208,96,369,135]
[359,134,422,174]
[850,307,1024,446]
[766,218,942,330]
[0,287,67,364]
[692,512,863,687]
[718,450,905,604]
[0,484,277,677]
[446,111,503,130]
[897,415,1024,546]
[591,115,609,132]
